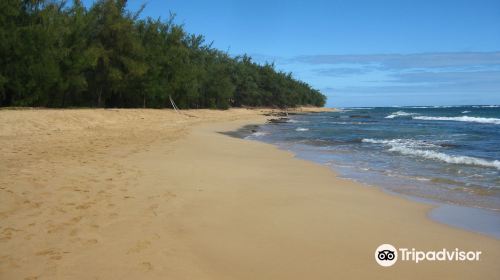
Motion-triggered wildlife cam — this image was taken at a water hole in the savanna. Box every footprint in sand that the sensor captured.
[127,240,151,254]
[140,261,153,271]
[47,216,82,234]
[148,204,159,216]
[75,202,93,210]
[82,238,98,245]
[24,233,35,240]
[35,248,65,261]
[1,227,21,241]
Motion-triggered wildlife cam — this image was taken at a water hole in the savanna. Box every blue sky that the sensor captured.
[83,0,500,107]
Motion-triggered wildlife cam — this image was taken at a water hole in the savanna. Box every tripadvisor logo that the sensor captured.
[375,244,397,267]
[375,244,482,267]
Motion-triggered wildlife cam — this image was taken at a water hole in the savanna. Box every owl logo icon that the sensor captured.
[375,244,398,267]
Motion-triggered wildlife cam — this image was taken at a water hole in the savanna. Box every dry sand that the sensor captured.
[0,108,498,279]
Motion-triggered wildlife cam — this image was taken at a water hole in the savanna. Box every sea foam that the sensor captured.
[413,116,500,125]
[250,131,268,137]
[362,138,440,148]
[389,146,500,170]
[362,138,500,170]
[472,105,499,108]
[296,127,309,131]
[385,111,417,119]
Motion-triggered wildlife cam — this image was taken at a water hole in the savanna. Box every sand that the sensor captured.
[0,108,498,279]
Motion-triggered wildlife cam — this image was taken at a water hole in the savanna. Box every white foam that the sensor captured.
[362,138,500,170]
[250,131,268,137]
[405,106,434,109]
[287,119,309,124]
[296,127,309,132]
[461,111,471,114]
[385,111,418,119]
[388,146,500,170]
[472,105,499,108]
[413,116,500,125]
[362,138,440,148]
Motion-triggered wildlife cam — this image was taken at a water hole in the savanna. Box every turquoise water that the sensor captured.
[247,105,500,236]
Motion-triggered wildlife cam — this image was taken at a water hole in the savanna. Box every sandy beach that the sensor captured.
[0,108,499,279]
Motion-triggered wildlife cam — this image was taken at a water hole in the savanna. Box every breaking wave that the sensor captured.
[413,116,500,125]
[385,111,418,119]
[362,138,500,170]
[472,105,499,108]
[250,131,268,137]
[296,127,309,131]
[362,138,440,148]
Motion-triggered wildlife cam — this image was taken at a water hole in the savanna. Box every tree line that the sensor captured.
[0,0,326,109]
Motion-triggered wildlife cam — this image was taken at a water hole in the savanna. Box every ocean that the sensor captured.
[246,105,500,237]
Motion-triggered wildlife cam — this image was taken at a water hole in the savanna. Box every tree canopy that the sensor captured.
[0,0,327,109]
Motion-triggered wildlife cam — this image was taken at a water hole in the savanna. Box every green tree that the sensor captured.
[0,0,326,109]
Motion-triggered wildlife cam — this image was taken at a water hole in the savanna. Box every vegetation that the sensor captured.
[0,0,326,109]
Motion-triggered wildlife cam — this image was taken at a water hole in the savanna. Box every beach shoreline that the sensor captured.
[242,108,500,240]
[1,108,499,279]
[236,121,500,239]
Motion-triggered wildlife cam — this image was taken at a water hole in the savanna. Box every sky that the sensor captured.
[83,0,500,107]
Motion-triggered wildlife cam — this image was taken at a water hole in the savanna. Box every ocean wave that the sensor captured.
[461,111,471,114]
[431,105,469,108]
[329,121,368,125]
[361,138,440,148]
[413,116,500,125]
[344,107,374,110]
[287,119,309,123]
[296,127,309,132]
[384,171,431,182]
[472,105,499,108]
[329,121,350,125]
[388,146,500,170]
[250,131,268,137]
[298,138,360,147]
[394,105,459,108]
[362,138,500,170]
[407,106,435,108]
[385,111,418,119]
